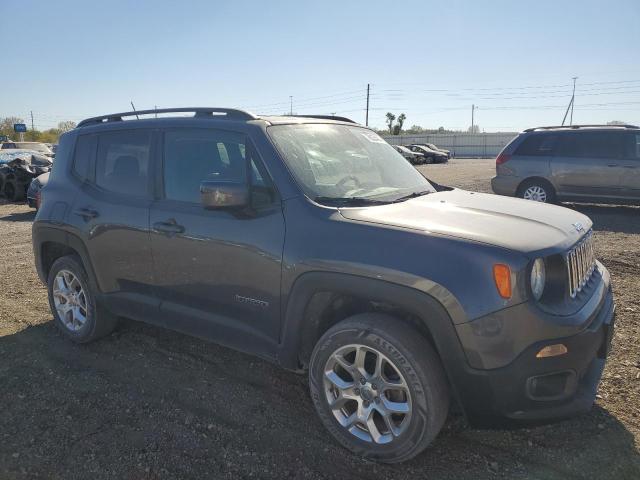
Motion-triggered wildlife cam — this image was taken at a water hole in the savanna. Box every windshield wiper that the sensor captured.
[314,196,391,206]
[391,190,432,203]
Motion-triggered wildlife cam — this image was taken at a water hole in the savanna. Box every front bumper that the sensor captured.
[450,264,615,425]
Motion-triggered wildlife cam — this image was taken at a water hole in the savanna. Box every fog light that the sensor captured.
[536,344,568,358]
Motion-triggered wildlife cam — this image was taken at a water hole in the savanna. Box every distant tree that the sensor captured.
[467,125,480,133]
[385,112,396,134]
[406,125,424,134]
[0,116,25,140]
[396,113,406,131]
[57,121,76,133]
[438,126,445,132]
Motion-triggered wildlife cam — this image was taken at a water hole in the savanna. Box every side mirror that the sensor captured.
[200,180,249,209]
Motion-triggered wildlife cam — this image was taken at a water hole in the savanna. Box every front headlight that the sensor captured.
[530,258,546,301]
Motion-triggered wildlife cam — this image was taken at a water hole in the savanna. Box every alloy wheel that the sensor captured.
[523,185,547,202]
[323,344,412,444]
[52,269,88,332]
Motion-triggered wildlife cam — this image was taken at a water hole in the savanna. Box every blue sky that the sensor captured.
[2,0,639,132]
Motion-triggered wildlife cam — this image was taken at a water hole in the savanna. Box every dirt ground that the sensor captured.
[0,158,638,479]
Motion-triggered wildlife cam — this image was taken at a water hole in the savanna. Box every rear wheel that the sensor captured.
[309,313,449,463]
[518,179,556,203]
[47,255,118,343]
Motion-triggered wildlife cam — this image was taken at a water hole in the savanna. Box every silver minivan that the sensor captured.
[492,125,640,204]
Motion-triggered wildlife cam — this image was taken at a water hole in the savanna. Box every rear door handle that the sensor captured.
[73,208,99,220]
[607,164,619,167]
[622,165,637,169]
[153,220,185,235]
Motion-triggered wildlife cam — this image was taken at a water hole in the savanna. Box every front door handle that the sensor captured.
[622,165,637,169]
[607,164,619,167]
[153,220,185,235]
[73,207,99,220]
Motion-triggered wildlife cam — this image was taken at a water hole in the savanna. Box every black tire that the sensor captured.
[309,313,449,463]
[425,156,434,164]
[47,255,118,343]
[517,178,556,204]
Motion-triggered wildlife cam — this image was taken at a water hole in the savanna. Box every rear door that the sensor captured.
[67,129,157,317]
[551,131,624,199]
[149,127,285,356]
[620,132,640,199]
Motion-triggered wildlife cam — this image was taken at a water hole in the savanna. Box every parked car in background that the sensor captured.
[424,143,451,159]
[492,124,640,204]
[407,144,448,164]
[1,141,54,157]
[393,144,425,164]
[27,171,49,209]
[33,107,615,463]
[0,151,53,201]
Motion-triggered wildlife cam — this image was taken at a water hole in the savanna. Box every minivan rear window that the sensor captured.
[514,135,559,156]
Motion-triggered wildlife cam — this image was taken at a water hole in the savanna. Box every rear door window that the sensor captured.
[556,132,623,158]
[95,130,151,197]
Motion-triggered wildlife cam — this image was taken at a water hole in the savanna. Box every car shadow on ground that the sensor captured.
[0,209,36,222]
[564,203,640,234]
[1,320,639,479]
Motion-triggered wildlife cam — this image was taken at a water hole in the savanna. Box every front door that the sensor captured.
[552,131,624,199]
[149,127,285,357]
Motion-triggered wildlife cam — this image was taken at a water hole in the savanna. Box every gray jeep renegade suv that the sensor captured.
[33,108,615,463]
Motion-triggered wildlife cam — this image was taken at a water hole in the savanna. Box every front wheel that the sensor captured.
[309,313,449,463]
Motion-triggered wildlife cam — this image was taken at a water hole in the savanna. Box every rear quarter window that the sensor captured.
[514,134,559,156]
[72,135,97,180]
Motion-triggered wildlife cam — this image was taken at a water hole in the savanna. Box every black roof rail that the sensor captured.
[288,114,357,124]
[524,124,639,132]
[77,107,257,128]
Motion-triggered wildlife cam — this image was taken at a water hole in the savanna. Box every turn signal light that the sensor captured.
[493,264,512,299]
[536,344,568,358]
[493,263,511,298]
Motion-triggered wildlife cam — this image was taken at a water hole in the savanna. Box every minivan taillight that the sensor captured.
[496,153,511,165]
[35,190,41,210]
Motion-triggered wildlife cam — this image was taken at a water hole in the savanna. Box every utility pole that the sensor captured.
[154,105,158,118]
[365,83,370,126]
[562,76,578,126]
[569,76,577,125]
[130,101,139,119]
[289,96,293,115]
[471,104,478,133]
[30,111,34,132]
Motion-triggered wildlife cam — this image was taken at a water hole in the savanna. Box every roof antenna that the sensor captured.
[130,101,139,120]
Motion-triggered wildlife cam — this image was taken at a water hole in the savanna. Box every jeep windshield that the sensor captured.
[268,124,435,206]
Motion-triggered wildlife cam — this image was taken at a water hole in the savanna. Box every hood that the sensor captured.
[339,189,592,254]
